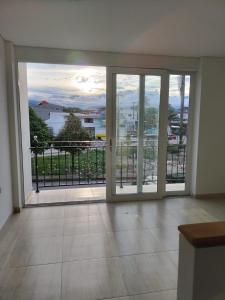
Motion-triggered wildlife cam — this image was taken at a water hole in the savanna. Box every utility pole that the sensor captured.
[132,102,135,134]
[178,75,185,145]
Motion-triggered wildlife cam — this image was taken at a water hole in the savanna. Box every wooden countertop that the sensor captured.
[178,222,225,248]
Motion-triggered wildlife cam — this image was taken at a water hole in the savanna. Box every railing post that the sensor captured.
[120,142,123,188]
[87,147,89,184]
[102,146,105,183]
[35,146,39,193]
[71,150,74,185]
[95,147,98,183]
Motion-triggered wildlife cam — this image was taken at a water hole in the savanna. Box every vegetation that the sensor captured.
[168,104,179,123]
[63,107,84,113]
[144,104,178,130]
[51,113,92,177]
[31,149,105,179]
[144,107,159,129]
[54,113,91,153]
[29,107,53,152]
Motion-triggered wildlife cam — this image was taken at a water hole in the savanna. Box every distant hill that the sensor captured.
[63,107,84,113]
[28,92,189,111]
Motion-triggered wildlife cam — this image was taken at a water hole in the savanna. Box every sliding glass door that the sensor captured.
[166,74,192,194]
[106,68,169,201]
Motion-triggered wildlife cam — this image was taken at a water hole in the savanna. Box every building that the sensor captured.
[1,1,225,299]
[33,100,63,121]
[45,111,106,138]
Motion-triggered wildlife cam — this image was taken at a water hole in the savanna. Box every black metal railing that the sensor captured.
[115,142,157,187]
[31,141,106,193]
[166,144,186,183]
[31,141,186,192]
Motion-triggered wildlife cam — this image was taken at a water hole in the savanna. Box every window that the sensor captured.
[84,118,94,123]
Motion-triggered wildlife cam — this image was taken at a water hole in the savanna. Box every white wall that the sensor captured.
[15,45,198,71]
[191,70,202,195]
[5,41,23,210]
[192,57,225,195]
[0,36,13,229]
[18,63,33,199]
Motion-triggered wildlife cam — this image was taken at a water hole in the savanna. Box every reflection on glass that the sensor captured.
[115,74,139,194]
[143,76,161,193]
[166,75,190,192]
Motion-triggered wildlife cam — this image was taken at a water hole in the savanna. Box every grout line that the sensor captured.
[3,249,178,270]
[97,288,177,300]
[5,261,62,269]
[61,249,178,264]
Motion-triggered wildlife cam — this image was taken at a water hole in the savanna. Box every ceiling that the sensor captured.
[0,0,225,57]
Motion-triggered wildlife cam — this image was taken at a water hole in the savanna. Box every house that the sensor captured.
[33,100,63,121]
[45,111,106,137]
[1,1,225,299]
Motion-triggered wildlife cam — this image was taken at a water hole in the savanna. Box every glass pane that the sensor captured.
[115,74,139,194]
[143,76,161,193]
[166,75,190,192]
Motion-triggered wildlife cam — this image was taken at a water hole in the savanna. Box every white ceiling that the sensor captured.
[0,0,225,57]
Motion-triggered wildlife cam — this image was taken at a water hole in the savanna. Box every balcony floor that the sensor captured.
[26,183,185,205]
[27,186,106,205]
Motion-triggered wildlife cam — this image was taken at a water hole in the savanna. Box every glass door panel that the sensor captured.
[143,76,161,193]
[107,68,166,200]
[166,74,191,192]
[115,74,139,194]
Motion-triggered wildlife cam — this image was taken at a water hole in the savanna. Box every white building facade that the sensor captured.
[45,111,106,138]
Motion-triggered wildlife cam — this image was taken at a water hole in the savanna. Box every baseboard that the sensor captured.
[0,211,13,232]
[194,193,225,199]
[13,207,21,213]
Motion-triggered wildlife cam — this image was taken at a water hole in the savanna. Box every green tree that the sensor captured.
[54,114,91,175]
[144,104,178,129]
[54,113,91,153]
[144,107,159,130]
[168,104,178,124]
[63,107,84,114]
[29,107,53,152]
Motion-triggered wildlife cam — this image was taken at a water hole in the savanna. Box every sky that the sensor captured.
[27,63,190,109]
[27,63,107,109]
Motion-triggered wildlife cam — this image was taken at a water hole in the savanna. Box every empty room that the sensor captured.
[0,1,225,299]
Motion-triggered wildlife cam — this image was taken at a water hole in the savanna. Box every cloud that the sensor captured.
[28,86,106,109]
[27,63,106,97]
[27,63,190,110]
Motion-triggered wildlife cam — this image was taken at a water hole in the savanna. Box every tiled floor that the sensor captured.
[0,196,223,300]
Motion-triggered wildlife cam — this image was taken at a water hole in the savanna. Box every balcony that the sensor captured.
[28,141,186,204]
[31,141,106,192]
